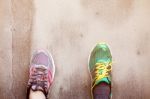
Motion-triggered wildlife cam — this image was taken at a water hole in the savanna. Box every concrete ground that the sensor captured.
[0,0,150,99]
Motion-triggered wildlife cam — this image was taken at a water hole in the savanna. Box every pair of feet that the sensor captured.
[27,43,112,99]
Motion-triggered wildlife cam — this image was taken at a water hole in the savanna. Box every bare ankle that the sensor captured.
[29,89,46,99]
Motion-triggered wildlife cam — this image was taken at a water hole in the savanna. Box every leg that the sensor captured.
[29,90,46,99]
[93,82,111,99]
[88,43,112,99]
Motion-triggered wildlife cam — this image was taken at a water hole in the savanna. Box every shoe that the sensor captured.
[26,50,55,99]
[88,43,112,99]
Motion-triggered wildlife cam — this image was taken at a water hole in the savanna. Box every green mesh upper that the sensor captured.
[89,43,112,85]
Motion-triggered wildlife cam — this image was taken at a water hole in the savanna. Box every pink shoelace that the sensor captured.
[28,65,52,94]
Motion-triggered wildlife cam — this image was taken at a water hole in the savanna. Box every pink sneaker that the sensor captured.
[26,50,55,99]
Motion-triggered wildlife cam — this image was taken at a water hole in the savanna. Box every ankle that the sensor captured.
[93,82,110,99]
[29,89,46,99]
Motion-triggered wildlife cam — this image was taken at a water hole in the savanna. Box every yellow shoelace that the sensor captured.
[94,62,112,85]
[91,63,112,99]
[91,62,112,99]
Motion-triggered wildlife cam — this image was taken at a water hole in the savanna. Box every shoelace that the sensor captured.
[94,62,112,85]
[29,66,49,91]
[91,62,112,99]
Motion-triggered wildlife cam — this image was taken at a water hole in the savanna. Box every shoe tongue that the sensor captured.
[31,84,44,91]
[96,78,110,85]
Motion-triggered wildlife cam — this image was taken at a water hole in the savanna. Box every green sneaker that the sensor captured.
[88,43,112,99]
